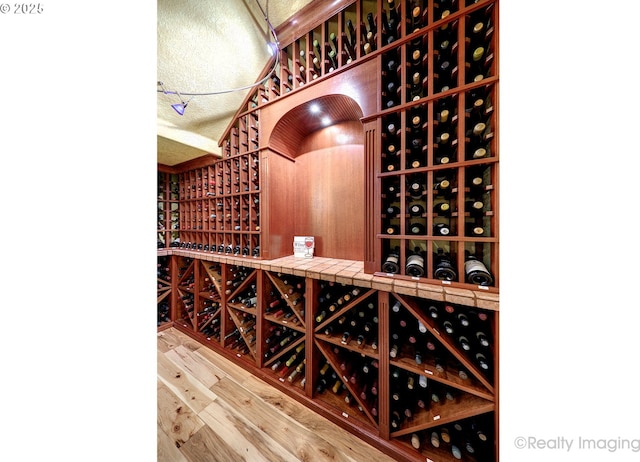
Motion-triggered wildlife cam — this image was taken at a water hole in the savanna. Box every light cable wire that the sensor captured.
[158,0,280,98]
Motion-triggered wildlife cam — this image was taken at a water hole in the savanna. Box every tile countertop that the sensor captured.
[158,250,499,311]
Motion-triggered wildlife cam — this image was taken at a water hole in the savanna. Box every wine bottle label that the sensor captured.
[465,259,489,274]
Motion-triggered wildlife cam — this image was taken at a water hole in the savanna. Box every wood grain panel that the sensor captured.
[193,345,255,387]
[158,425,190,462]
[165,345,222,389]
[159,327,403,462]
[157,350,218,414]
[241,374,398,462]
[269,95,364,157]
[158,328,204,354]
[260,59,379,150]
[200,399,299,462]
[157,380,205,450]
[179,424,244,462]
[294,140,364,261]
[212,376,357,462]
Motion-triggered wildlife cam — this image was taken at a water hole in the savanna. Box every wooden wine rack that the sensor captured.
[157,1,499,460]
[158,250,498,462]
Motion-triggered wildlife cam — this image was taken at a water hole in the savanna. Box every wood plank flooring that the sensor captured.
[157,327,398,462]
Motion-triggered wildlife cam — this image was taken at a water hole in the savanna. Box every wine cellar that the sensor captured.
[158,0,499,460]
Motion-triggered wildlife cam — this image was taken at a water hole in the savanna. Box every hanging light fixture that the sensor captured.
[158,82,191,116]
[157,0,280,114]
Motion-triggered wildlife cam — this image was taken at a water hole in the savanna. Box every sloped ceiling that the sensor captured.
[157,0,315,166]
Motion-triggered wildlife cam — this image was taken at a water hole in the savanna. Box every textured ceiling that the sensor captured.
[157,0,315,166]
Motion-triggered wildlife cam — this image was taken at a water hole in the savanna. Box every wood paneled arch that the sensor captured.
[268,94,365,157]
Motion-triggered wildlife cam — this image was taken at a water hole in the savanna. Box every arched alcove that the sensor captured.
[268,95,365,260]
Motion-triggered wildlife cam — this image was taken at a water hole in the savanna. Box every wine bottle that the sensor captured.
[384,178,400,196]
[384,224,400,235]
[407,177,425,198]
[410,4,423,32]
[385,204,401,216]
[433,222,451,236]
[405,247,425,277]
[464,253,494,286]
[346,19,357,50]
[466,199,485,216]
[408,202,425,216]
[382,247,400,273]
[433,200,452,216]
[409,71,425,101]
[434,131,456,165]
[434,248,458,281]
[408,222,426,235]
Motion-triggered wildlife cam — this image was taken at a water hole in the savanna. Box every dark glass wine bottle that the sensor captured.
[407,176,425,198]
[408,202,425,216]
[405,247,425,277]
[382,246,401,273]
[433,200,452,216]
[408,222,426,235]
[464,252,494,286]
[434,248,457,281]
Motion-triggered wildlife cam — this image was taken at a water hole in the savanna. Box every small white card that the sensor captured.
[293,236,315,258]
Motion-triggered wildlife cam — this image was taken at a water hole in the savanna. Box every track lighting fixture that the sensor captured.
[158,82,191,116]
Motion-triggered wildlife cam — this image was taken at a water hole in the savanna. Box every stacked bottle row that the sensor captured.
[262,273,308,390]
[163,256,496,461]
[222,112,260,158]
[157,171,180,249]
[386,294,495,461]
[381,0,495,108]
[251,0,494,106]
[377,0,498,287]
[157,255,171,327]
[161,153,261,256]
[173,256,225,342]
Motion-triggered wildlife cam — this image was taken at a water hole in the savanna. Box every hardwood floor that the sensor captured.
[157,327,398,462]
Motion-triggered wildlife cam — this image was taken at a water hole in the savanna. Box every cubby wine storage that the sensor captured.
[158,1,498,460]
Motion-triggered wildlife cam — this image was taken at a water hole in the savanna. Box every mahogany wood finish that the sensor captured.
[159,251,498,462]
[158,1,500,461]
